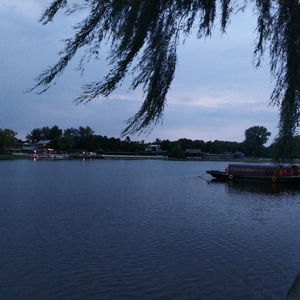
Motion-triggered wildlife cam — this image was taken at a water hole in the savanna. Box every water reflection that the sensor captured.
[210,179,300,195]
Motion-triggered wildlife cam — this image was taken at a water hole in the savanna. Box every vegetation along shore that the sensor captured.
[1,125,300,161]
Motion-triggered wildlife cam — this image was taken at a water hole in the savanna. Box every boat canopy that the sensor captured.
[228,163,300,177]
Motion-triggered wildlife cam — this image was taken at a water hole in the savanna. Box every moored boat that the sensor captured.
[206,163,300,183]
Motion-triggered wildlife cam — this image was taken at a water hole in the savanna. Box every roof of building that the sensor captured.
[185,149,202,153]
[36,140,52,145]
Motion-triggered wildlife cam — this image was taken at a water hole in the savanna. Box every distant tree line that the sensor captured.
[2,124,300,161]
[23,125,273,158]
[25,125,146,153]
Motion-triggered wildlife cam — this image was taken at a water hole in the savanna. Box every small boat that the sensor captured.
[206,163,300,183]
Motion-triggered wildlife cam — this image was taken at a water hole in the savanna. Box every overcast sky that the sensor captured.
[0,1,279,145]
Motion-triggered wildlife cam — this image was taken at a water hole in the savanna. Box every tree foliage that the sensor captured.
[26,125,62,143]
[29,1,300,159]
[243,125,271,157]
[253,0,300,160]
[0,129,17,152]
[270,134,300,163]
[169,143,186,159]
[28,0,237,135]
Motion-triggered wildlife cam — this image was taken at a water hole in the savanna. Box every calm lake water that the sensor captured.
[1,159,300,299]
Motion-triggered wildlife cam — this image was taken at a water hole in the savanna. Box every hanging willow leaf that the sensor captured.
[29,0,300,161]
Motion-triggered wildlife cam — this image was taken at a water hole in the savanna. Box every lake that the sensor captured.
[1,159,300,299]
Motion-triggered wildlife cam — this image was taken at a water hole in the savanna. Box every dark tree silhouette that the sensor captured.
[0,129,17,152]
[244,126,271,157]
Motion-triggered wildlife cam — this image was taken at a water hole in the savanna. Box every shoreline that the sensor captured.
[1,153,300,164]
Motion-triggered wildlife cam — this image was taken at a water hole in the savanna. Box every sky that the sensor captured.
[0,1,279,145]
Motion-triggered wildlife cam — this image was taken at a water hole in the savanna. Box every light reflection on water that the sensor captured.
[1,159,300,299]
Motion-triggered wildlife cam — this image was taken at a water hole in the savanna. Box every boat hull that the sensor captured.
[206,170,229,181]
[206,170,300,183]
